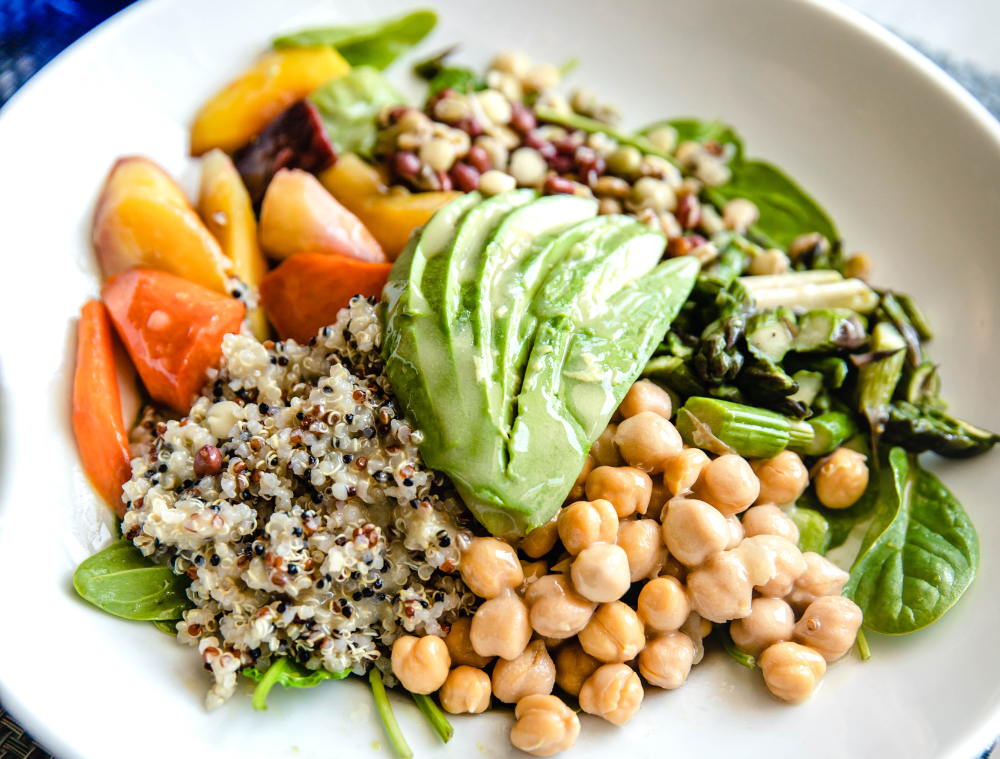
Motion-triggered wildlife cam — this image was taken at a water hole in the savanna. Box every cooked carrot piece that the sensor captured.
[73,301,132,517]
[102,269,245,414]
[259,253,392,344]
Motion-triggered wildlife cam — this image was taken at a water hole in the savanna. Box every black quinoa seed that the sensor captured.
[158,464,168,473]
[194,554,205,565]
[278,356,289,366]
[343,605,353,618]
[258,403,269,414]
[210,554,221,566]
[293,527,303,537]
[363,426,376,439]
[296,412,304,421]
[348,487,357,497]
[270,356,278,364]
[374,578,383,589]
[438,536,451,547]
[276,602,287,613]
[288,565,298,575]
[403,478,414,487]
[345,414,354,423]
[343,454,353,464]
[352,592,362,601]
[409,499,420,508]
[311,492,323,504]
[362,588,374,598]
[377,593,387,601]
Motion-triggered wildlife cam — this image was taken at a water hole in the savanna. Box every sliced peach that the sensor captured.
[260,253,392,344]
[198,149,270,340]
[93,156,232,294]
[190,47,349,156]
[319,153,460,260]
[258,168,385,263]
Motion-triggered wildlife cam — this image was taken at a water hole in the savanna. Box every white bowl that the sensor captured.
[1,0,999,757]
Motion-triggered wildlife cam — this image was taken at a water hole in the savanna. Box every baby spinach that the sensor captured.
[639,118,838,249]
[844,447,980,635]
[273,10,437,70]
[311,66,404,158]
[246,657,353,711]
[789,505,831,554]
[427,67,485,97]
[73,538,192,620]
[153,620,179,636]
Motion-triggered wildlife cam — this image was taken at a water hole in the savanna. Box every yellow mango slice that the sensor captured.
[198,149,270,340]
[319,153,460,260]
[190,47,349,156]
[93,156,232,294]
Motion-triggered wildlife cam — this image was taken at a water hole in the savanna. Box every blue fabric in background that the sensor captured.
[0,2,998,758]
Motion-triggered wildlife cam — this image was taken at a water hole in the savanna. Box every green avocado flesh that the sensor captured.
[383,192,699,536]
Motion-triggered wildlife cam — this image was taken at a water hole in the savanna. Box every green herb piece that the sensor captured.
[411,693,453,743]
[877,291,922,367]
[789,505,832,554]
[152,620,179,636]
[856,628,872,661]
[73,538,192,620]
[883,402,1000,459]
[844,447,979,634]
[534,106,680,167]
[247,658,352,710]
[427,67,485,97]
[310,66,404,158]
[413,45,457,80]
[369,668,413,759]
[273,10,437,70]
[717,628,756,669]
[784,355,849,390]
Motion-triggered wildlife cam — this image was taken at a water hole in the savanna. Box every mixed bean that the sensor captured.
[391,378,867,755]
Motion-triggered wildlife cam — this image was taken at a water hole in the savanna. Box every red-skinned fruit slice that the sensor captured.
[102,268,245,415]
[73,300,132,517]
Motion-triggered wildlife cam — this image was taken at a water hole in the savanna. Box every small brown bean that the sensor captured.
[590,425,624,467]
[439,665,491,714]
[815,448,869,509]
[194,445,222,478]
[570,544,631,603]
[751,451,809,505]
[521,518,560,559]
[470,588,532,660]
[730,597,795,658]
[793,595,863,662]
[616,518,665,581]
[760,641,826,703]
[753,534,806,597]
[391,635,451,694]
[525,573,597,639]
[510,694,580,757]
[638,631,694,689]
[460,537,524,599]
[663,448,710,497]
[786,552,851,614]
[686,551,753,623]
[661,497,729,567]
[741,503,800,544]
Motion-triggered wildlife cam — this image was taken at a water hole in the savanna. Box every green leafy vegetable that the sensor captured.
[247,657,351,711]
[370,668,413,759]
[73,538,192,620]
[640,118,744,161]
[789,505,831,554]
[273,10,437,70]
[427,67,485,97]
[844,447,979,635]
[153,620,179,636]
[794,464,881,555]
[311,66,404,158]
[411,693,453,743]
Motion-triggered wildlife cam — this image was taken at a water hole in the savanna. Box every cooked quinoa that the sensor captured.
[121,297,477,709]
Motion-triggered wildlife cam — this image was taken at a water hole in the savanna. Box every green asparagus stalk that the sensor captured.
[895,293,933,341]
[857,322,906,448]
[877,292,921,366]
[788,371,824,407]
[792,309,868,352]
[698,246,750,299]
[902,361,941,406]
[883,401,1000,458]
[802,412,857,456]
[740,272,879,313]
[642,355,705,398]
[784,355,849,389]
[676,396,813,458]
[737,358,806,418]
[693,314,746,384]
[745,308,797,363]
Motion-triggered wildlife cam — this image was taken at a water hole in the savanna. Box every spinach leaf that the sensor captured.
[844,447,980,634]
[639,118,837,249]
[273,10,437,70]
[153,620,179,636]
[73,538,192,620]
[426,67,485,97]
[789,505,831,554]
[310,66,404,158]
[246,657,352,710]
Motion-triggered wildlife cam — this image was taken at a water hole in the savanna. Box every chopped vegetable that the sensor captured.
[311,66,405,158]
[73,301,132,516]
[102,268,245,414]
[259,253,391,343]
[369,668,413,759]
[411,693,454,743]
[883,402,1000,458]
[857,321,906,448]
[191,47,350,156]
[675,396,813,459]
[247,657,351,710]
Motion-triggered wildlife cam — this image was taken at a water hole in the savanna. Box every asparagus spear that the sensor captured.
[693,314,746,384]
[882,402,1000,458]
[788,370,824,407]
[877,291,921,366]
[895,292,933,341]
[642,355,705,398]
[745,308,797,363]
[740,271,879,312]
[738,358,806,418]
[784,355,849,389]
[792,309,868,352]
[857,321,906,448]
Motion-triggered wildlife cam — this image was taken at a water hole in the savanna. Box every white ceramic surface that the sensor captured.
[1,0,999,757]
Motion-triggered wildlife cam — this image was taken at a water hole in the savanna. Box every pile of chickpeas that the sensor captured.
[391,380,869,756]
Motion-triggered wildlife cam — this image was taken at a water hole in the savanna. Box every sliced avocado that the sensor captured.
[382,192,482,456]
[472,195,599,437]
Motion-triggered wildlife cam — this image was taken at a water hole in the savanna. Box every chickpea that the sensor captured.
[590,424,624,467]
[460,537,524,599]
[663,447,710,497]
[391,635,451,694]
[614,412,683,473]
[661,554,688,584]
[793,595,863,662]
[638,631,695,689]
[579,663,644,725]
[815,448,869,509]
[439,666,492,714]
[443,616,493,669]
[741,503,800,544]
[554,639,601,696]
[578,601,646,663]
[510,694,580,757]
[679,611,710,665]
[619,379,673,420]
[521,518,560,559]
[730,597,795,657]
[724,515,745,550]
[586,466,652,518]
[753,534,807,597]
[751,451,809,505]
[786,552,851,614]
[564,454,595,503]
[470,588,532,660]
[637,576,690,633]
[617,519,665,581]
[692,454,760,515]
[686,550,753,623]
[492,640,556,703]
[519,559,549,594]
[661,497,729,567]
[570,544,631,603]
[525,573,597,639]
[759,641,826,703]
[646,479,672,521]
[557,499,618,555]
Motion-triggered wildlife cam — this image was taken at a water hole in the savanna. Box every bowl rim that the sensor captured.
[1,1,999,758]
